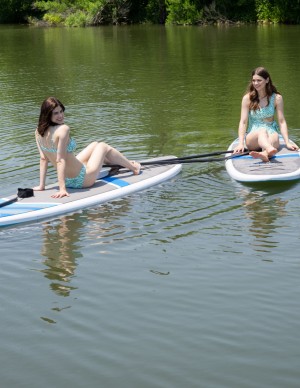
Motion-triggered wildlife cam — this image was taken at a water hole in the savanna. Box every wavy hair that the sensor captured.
[247,67,279,111]
[37,97,65,137]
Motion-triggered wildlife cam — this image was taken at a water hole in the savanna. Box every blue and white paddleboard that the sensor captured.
[225,137,300,182]
[0,157,182,227]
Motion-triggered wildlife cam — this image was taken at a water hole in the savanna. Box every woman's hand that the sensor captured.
[233,143,245,153]
[286,141,299,151]
[51,189,70,199]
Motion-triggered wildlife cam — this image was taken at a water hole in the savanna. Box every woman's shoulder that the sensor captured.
[274,93,283,105]
[242,93,251,106]
[54,124,70,138]
[56,123,70,132]
[50,124,70,147]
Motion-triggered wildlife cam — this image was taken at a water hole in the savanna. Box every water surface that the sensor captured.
[0,24,300,388]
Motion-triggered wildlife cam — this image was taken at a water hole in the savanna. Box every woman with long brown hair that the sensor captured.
[34,97,140,198]
[234,67,298,161]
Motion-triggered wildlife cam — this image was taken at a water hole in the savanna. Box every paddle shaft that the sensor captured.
[105,150,237,170]
[142,153,247,165]
[104,152,249,169]
[168,150,234,160]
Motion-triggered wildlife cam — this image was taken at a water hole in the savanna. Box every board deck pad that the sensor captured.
[0,157,182,227]
[225,137,300,182]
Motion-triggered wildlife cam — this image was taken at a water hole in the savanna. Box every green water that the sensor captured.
[0,24,300,388]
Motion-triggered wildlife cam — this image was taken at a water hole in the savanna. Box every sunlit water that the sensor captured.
[0,24,300,388]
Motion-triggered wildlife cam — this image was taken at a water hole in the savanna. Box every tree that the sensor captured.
[256,0,300,23]
[1,0,300,25]
[0,0,33,23]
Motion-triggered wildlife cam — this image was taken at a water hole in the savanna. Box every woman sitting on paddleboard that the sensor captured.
[234,66,298,161]
[34,97,141,198]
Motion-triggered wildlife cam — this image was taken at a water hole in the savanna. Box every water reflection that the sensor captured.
[38,208,114,298]
[36,197,134,323]
[239,183,295,254]
[39,214,84,297]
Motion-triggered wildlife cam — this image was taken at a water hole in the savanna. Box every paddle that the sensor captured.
[162,150,236,160]
[154,149,250,163]
[104,149,242,171]
[104,151,249,170]
[142,152,248,165]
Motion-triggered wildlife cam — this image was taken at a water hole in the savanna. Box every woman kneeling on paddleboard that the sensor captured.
[34,97,141,198]
[234,66,298,162]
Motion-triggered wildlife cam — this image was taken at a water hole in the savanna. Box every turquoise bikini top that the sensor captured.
[38,137,77,153]
[247,93,279,133]
[249,93,276,121]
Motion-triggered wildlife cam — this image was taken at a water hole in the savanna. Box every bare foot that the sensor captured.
[249,150,270,162]
[266,146,277,158]
[131,161,141,175]
[32,185,45,191]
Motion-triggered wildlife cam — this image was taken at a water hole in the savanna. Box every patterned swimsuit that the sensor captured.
[65,165,86,189]
[247,93,279,135]
[37,136,86,189]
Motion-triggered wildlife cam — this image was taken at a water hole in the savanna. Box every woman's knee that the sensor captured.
[258,128,268,136]
[270,134,279,148]
[246,133,259,149]
[97,142,112,153]
[83,141,98,154]
[89,141,98,150]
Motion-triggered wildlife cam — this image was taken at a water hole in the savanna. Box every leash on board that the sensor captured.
[0,188,34,209]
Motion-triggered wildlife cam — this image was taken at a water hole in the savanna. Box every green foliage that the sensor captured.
[2,0,300,25]
[255,0,282,22]
[145,0,167,23]
[255,0,300,23]
[32,0,129,26]
[43,13,65,25]
[108,0,131,24]
[75,0,106,25]
[34,1,69,13]
[166,0,202,24]
[65,10,91,27]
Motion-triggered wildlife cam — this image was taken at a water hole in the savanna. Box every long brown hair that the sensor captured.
[37,97,65,137]
[247,67,279,111]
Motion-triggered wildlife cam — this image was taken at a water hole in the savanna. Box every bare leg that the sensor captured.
[246,129,279,162]
[105,147,141,174]
[76,142,98,164]
[104,151,141,175]
[79,142,140,187]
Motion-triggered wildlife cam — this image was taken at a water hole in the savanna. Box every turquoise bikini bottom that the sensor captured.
[65,165,86,189]
[247,120,279,135]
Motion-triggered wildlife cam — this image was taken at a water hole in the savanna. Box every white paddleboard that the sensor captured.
[225,137,300,182]
[0,157,182,227]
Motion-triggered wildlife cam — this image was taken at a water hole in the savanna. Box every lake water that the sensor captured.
[1,24,300,388]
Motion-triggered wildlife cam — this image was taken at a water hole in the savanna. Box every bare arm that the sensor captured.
[276,94,298,150]
[234,94,250,153]
[33,131,48,191]
[51,125,70,198]
[38,157,48,190]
